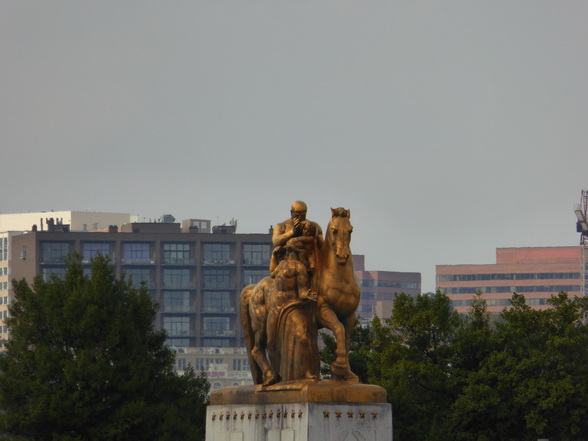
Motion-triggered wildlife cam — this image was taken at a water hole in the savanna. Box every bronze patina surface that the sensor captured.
[210,380,387,405]
[240,202,362,388]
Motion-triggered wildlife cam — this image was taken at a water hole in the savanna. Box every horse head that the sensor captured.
[327,207,353,265]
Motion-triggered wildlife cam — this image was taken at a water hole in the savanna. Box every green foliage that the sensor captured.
[0,256,209,441]
[319,316,374,383]
[338,290,588,441]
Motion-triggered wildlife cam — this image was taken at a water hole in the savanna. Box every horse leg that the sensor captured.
[249,288,279,386]
[250,327,279,387]
[340,312,359,382]
[317,303,350,379]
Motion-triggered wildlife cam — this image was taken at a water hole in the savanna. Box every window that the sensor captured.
[163,269,192,289]
[42,267,67,281]
[125,268,152,287]
[163,243,191,264]
[122,243,151,264]
[203,291,233,312]
[203,317,230,336]
[42,242,70,263]
[243,244,271,265]
[166,338,190,348]
[1,238,7,261]
[202,338,230,347]
[243,269,268,286]
[82,242,110,261]
[233,358,249,371]
[163,316,190,337]
[203,244,231,264]
[203,269,231,289]
[163,291,190,312]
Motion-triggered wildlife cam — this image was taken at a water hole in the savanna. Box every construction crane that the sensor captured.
[574,189,588,298]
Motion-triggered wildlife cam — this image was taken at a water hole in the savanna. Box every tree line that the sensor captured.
[321,291,588,441]
[0,256,209,441]
[1,255,587,440]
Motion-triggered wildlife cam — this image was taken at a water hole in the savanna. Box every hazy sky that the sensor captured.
[2,1,587,292]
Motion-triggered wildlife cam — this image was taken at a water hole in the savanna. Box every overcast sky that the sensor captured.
[2,1,587,292]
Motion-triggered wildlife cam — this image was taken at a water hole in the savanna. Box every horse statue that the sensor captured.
[240,207,360,386]
[316,207,360,381]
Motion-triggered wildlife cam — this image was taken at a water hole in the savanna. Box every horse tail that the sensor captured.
[240,284,263,385]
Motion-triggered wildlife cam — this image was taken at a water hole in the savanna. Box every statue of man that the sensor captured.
[270,201,324,280]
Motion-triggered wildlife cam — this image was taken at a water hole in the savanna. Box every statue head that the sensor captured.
[290,201,307,222]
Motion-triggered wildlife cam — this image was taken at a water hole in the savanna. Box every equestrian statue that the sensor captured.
[240,201,361,386]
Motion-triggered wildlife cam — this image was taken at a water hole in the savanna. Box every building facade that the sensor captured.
[437,247,582,313]
[10,221,272,349]
[354,255,421,322]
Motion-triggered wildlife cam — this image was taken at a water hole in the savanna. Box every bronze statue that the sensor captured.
[240,202,360,386]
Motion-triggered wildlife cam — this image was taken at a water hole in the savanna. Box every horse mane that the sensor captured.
[331,207,350,218]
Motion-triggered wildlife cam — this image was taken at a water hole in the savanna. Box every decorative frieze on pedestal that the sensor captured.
[206,382,392,441]
[206,402,392,441]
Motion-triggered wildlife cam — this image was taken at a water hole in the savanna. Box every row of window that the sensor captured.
[41,242,271,266]
[41,267,268,289]
[184,357,249,372]
[0,238,7,261]
[444,285,580,295]
[359,280,420,289]
[437,272,580,282]
[161,291,234,313]
[452,297,550,307]
[163,316,232,337]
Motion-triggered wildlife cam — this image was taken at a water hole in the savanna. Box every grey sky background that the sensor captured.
[2,1,587,293]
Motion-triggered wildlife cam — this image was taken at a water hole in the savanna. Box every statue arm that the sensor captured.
[272,223,295,247]
[315,224,324,249]
[296,265,310,300]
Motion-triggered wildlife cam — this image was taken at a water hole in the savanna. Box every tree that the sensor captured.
[0,256,209,441]
[367,291,463,440]
[319,316,375,383]
[450,292,588,441]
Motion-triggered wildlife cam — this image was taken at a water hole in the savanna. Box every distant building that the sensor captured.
[0,210,136,233]
[437,247,582,313]
[0,211,136,346]
[354,255,421,323]
[4,214,272,385]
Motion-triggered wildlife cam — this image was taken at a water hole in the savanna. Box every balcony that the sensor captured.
[40,257,68,264]
[201,306,236,314]
[242,258,270,266]
[164,329,196,338]
[203,259,236,266]
[162,258,195,266]
[129,281,157,289]
[202,282,236,290]
[160,305,193,313]
[82,257,116,265]
[122,258,156,265]
[162,282,196,290]
[201,330,236,338]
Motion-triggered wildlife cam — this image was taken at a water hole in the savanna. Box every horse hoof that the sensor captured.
[262,374,280,387]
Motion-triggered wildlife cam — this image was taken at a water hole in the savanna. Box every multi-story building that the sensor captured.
[354,255,421,322]
[437,246,582,313]
[0,211,136,347]
[7,216,272,388]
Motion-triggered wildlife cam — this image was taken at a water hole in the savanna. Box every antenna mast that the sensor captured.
[574,189,588,298]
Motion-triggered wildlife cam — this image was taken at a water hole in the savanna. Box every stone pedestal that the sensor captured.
[206,381,392,441]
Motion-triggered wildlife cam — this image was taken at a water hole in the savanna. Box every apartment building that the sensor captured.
[0,211,135,346]
[354,255,421,322]
[437,246,581,313]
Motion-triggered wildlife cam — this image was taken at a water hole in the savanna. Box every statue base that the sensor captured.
[206,381,393,441]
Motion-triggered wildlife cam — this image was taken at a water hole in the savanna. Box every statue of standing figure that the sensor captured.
[240,201,361,386]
